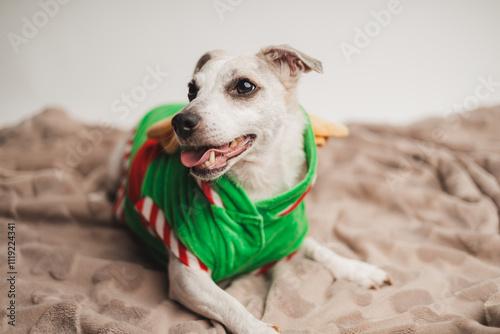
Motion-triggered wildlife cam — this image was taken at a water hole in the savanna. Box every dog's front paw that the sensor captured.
[325,259,392,289]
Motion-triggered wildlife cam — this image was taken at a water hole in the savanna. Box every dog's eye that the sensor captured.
[187,82,198,101]
[235,79,256,95]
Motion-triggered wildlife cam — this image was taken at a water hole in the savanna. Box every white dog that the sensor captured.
[108,45,391,333]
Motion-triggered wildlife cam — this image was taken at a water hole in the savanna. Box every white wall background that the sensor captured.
[1,0,499,129]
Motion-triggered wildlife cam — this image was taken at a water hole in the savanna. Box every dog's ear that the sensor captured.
[194,49,229,74]
[257,45,323,78]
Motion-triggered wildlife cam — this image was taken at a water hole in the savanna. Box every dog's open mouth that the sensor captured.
[180,135,256,172]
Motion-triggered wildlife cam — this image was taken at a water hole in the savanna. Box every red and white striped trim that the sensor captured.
[135,196,210,274]
[113,132,210,273]
[113,132,134,221]
[197,180,225,208]
[135,196,157,236]
[122,137,133,169]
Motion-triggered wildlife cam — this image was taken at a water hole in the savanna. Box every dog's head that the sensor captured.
[151,45,322,180]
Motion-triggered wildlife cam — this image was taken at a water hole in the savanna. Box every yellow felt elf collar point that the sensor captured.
[308,113,349,147]
[146,113,349,153]
[146,116,179,154]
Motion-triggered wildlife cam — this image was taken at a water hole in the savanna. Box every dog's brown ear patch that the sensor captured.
[194,49,229,74]
[257,45,323,76]
[146,117,179,154]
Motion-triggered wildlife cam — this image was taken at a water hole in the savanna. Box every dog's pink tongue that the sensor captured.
[181,148,210,167]
[180,144,232,168]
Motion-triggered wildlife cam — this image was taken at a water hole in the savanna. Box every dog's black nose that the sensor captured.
[172,112,200,139]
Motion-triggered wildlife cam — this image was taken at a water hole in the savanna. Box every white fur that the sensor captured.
[177,54,307,200]
[168,254,276,334]
[108,45,391,333]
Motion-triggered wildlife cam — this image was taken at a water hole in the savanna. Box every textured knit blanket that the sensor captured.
[0,106,500,333]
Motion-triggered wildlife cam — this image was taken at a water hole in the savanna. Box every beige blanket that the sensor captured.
[1,106,500,333]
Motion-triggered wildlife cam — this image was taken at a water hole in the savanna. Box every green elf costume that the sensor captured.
[113,104,347,282]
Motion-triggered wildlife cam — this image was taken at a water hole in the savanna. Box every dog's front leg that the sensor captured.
[168,254,278,334]
[302,237,392,289]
